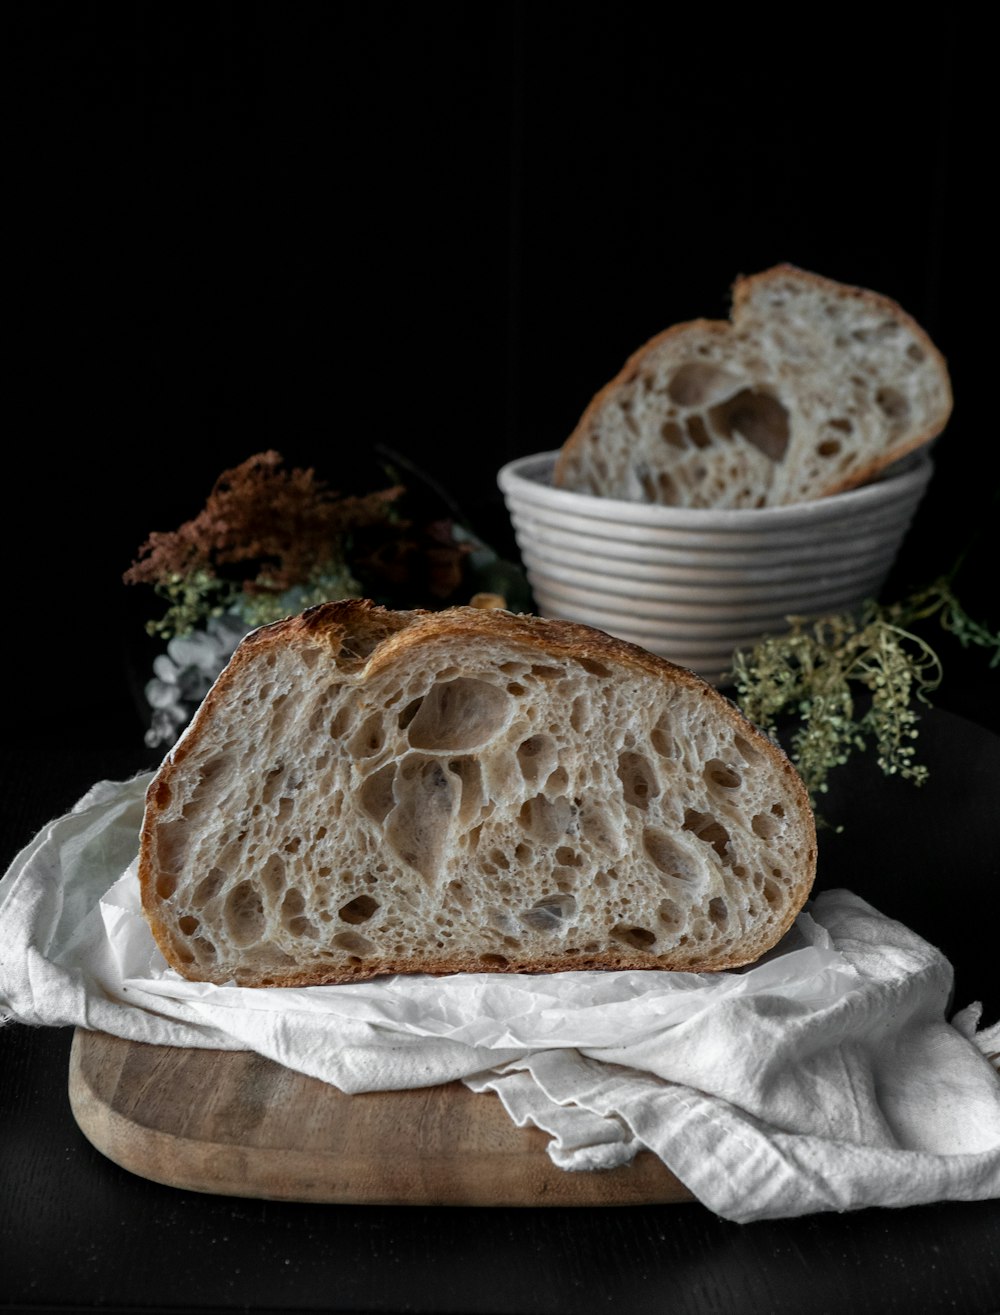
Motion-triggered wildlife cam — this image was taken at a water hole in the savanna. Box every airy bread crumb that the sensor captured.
[139,601,817,986]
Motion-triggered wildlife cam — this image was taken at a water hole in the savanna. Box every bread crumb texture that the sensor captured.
[553,264,952,508]
[140,601,817,986]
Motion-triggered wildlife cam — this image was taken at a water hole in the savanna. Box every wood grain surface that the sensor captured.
[68,1028,693,1207]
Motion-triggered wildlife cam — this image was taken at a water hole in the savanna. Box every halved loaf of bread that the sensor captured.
[139,601,817,986]
[553,264,952,508]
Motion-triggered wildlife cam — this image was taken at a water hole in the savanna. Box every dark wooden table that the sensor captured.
[3,704,1000,1315]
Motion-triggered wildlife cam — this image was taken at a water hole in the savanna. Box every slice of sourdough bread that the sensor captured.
[553,264,952,508]
[139,600,817,986]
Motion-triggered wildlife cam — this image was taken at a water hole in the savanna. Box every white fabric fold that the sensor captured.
[2,773,999,1222]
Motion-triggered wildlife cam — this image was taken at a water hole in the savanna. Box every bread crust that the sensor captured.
[553,264,951,507]
[140,601,817,986]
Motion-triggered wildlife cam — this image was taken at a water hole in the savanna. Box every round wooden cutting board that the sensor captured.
[68,1028,693,1206]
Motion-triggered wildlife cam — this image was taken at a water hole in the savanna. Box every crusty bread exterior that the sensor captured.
[553,264,952,508]
[139,600,817,986]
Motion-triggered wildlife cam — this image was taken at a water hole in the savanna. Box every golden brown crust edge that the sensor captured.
[140,601,817,985]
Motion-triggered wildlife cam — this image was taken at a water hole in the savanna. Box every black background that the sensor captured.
[9,5,994,742]
[5,15,1000,1311]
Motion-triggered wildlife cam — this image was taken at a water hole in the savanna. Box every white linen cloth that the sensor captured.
[2,773,999,1223]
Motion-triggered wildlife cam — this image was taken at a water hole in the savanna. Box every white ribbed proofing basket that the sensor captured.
[498,451,933,685]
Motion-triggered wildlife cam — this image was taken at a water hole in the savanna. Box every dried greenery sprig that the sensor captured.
[886,578,1000,666]
[730,579,997,807]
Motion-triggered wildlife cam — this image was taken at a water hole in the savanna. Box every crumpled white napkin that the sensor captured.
[2,773,999,1223]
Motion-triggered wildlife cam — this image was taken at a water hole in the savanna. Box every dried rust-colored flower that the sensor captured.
[124,451,403,595]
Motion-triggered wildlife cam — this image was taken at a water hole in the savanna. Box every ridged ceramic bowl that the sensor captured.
[498,451,933,685]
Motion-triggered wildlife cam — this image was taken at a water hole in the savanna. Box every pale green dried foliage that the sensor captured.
[147,571,240,640]
[730,579,997,808]
[147,562,363,639]
[233,563,362,630]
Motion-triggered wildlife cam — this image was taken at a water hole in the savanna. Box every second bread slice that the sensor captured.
[553,264,952,508]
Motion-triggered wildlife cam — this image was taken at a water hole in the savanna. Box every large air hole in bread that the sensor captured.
[139,601,817,986]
